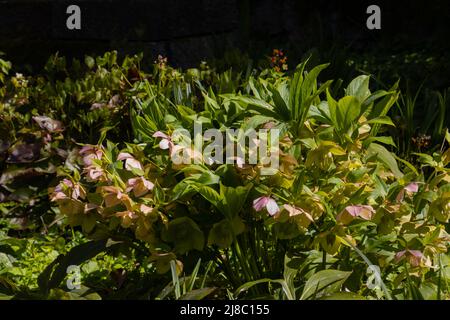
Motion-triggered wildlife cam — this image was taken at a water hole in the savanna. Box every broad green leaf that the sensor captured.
[227,95,273,111]
[345,75,371,103]
[363,136,396,147]
[365,116,395,126]
[367,143,403,178]
[336,96,361,131]
[208,217,245,248]
[243,115,276,131]
[270,84,291,121]
[309,101,332,124]
[195,185,221,208]
[219,183,252,219]
[300,269,352,300]
[38,239,122,294]
[283,254,303,299]
[163,217,205,254]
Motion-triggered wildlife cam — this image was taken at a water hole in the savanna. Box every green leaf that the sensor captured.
[367,143,403,178]
[336,96,361,131]
[345,75,371,103]
[235,278,294,300]
[195,185,221,208]
[179,287,217,300]
[283,254,303,299]
[270,84,291,121]
[164,217,205,254]
[365,116,395,126]
[228,96,274,112]
[363,136,396,147]
[320,292,365,300]
[183,169,220,186]
[0,293,13,300]
[218,183,252,219]
[38,239,122,294]
[84,56,95,69]
[208,216,245,248]
[300,269,352,300]
[243,115,276,131]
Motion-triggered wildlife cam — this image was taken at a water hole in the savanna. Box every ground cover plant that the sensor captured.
[0,50,449,300]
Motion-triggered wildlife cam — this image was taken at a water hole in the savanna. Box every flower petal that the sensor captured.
[117,152,134,161]
[159,139,171,150]
[153,131,170,139]
[253,196,269,211]
[266,198,280,216]
[405,183,419,193]
[125,158,143,171]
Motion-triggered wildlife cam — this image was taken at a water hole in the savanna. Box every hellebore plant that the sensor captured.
[1,51,449,300]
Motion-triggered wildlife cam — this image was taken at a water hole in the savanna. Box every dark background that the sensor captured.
[0,0,449,70]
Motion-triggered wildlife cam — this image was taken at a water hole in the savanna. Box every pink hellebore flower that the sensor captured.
[405,182,419,193]
[336,205,375,225]
[101,186,133,210]
[394,249,424,267]
[283,204,314,228]
[51,178,72,201]
[396,182,419,202]
[79,145,103,166]
[253,196,280,216]
[54,178,73,192]
[116,211,138,219]
[139,204,154,215]
[85,166,105,182]
[117,152,143,171]
[126,177,155,197]
[115,211,138,228]
[51,179,85,201]
[153,131,174,151]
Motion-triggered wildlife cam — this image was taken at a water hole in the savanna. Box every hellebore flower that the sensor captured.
[50,179,72,201]
[253,196,279,216]
[396,182,419,202]
[283,204,314,228]
[54,178,73,192]
[126,177,154,197]
[394,249,424,267]
[336,205,375,225]
[115,211,138,228]
[51,179,85,201]
[85,166,105,182]
[79,145,103,166]
[117,152,143,171]
[153,131,174,151]
[405,182,419,192]
[101,186,133,211]
[139,204,154,215]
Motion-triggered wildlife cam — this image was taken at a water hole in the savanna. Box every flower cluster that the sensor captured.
[269,49,288,72]
[50,144,164,244]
